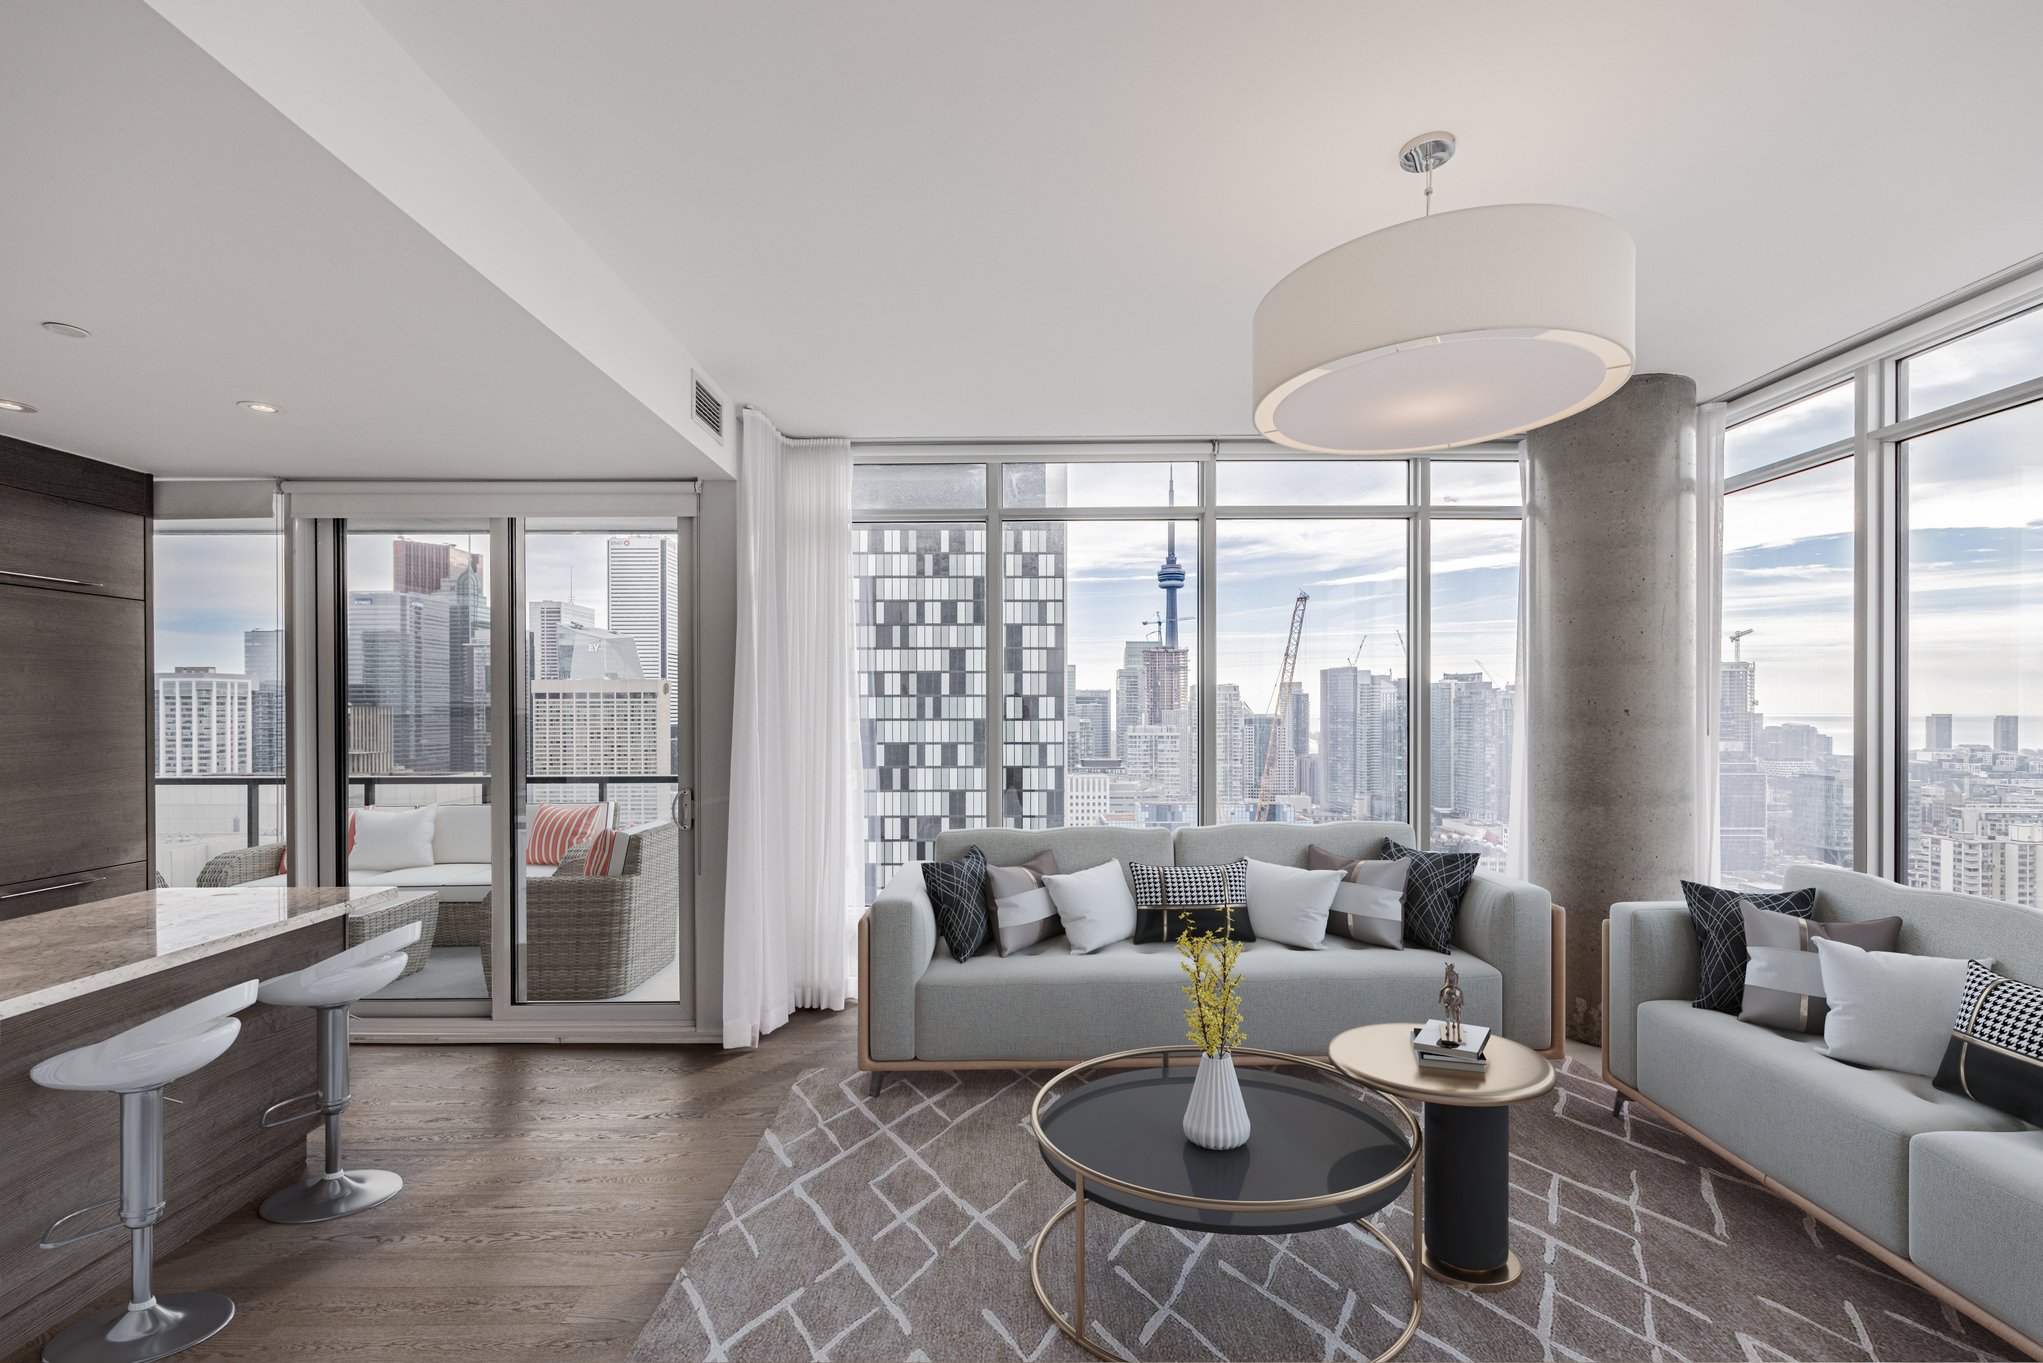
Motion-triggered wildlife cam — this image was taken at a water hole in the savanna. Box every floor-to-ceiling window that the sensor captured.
[1720,285,2043,904]
[850,447,1522,901]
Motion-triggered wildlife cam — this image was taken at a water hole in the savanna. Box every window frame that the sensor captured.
[1719,266,2043,884]
[849,442,1523,862]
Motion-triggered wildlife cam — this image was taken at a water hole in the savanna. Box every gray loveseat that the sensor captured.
[859,820,1562,1076]
[1604,864,2043,1358]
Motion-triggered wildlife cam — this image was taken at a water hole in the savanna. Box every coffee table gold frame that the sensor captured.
[1027,1045,1425,1363]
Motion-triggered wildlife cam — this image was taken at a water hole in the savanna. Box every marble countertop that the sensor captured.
[0,886,424,1020]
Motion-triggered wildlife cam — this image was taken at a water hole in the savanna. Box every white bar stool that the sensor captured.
[31,979,259,1363]
[254,922,419,1223]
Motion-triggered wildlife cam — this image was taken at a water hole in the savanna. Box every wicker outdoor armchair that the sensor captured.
[480,821,681,1001]
[197,842,286,887]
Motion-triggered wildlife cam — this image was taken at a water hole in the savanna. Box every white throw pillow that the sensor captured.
[1043,859,1138,955]
[349,805,439,874]
[1245,858,1344,950]
[1814,938,1991,1078]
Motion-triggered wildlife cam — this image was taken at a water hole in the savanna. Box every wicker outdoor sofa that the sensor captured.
[198,821,683,1001]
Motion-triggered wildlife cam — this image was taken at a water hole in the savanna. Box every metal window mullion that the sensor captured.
[492,518,521,1014]
[985,465,1003,833]
[1410,461,1432,837]
[1724,438,1857,494]
[1871,372,2043,445]
[1851,363,1892,880]
[1198,449,1218,827]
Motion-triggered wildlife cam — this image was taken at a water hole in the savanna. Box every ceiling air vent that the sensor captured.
[692,377,724,440]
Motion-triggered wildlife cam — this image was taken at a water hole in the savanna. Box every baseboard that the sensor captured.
[349,1016,723,1045]
[1599,919,2043,1362]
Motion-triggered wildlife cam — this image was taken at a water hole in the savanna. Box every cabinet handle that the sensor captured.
[1,877,102,899]
[0,569,105,587]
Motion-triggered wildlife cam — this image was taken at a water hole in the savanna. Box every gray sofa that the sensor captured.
[860,820,1561,1074]
[1605,864,2043,1358]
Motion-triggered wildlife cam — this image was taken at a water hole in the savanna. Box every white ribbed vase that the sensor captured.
[1182,1052,1251,1150]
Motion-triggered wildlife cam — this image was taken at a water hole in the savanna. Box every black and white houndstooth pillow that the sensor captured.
[1680,880,1816,1014]
[1129,859,1253,944]
[922,846,988,961]
[1934,959,2043,1125]
[1379,840,1481,954]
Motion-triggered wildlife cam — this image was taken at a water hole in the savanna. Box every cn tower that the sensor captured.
[1157,468,1184,646]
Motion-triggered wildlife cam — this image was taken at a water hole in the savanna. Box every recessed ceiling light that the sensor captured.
[237,400,286,414]
[40,321,91,339]
[0,399,38,412]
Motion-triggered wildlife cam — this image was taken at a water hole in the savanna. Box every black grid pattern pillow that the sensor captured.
[1380,840,1480,953]
[1935,960,2043,1125]
[1130,859,1253,944]
[1680,880,1815,1014]
[922,846,988,962]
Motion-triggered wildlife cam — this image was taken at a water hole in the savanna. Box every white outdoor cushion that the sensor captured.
[1816,938,1991,1078]
[1245,858,1343,950]
[349,805,439,873]
[431,804,494,865]
[1043,858,1138,955]
[349,863,490,887]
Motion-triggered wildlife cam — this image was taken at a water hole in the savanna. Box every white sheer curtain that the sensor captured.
[1506,455,1533,881]
[724,407,853,1047]
[1693,401,1729,882]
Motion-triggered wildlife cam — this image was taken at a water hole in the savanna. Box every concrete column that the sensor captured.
[1526,374,1697,1044]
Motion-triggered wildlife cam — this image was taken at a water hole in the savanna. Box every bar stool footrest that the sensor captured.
[39,1197,123,1250]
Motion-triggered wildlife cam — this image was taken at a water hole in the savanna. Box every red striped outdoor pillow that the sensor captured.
[582,826,632,877]
[528,802,609,866]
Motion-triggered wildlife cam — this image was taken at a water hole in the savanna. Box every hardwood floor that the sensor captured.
[3,1007,860,1363]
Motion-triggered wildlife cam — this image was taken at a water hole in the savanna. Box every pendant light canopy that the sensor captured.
[1253,157,1636,454]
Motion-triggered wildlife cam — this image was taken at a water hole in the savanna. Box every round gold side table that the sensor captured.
[1028,1046,1424,1362]
[1328,1023,1556,1292]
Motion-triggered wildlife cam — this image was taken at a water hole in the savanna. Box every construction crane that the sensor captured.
[1254,592,1309,822]
[1347,630,1408,671]
[1729,628,1755,661]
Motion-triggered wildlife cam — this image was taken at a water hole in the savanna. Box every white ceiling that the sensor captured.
[6,1,2042,474]
[0,0,727,481]
[353,0,2043,437]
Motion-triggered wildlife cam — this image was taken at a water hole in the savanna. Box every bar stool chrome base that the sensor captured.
[42,1291,234,1363]
[259,1168,403,1224]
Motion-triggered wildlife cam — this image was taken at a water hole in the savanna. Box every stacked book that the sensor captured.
[1411,1020,1491,1074]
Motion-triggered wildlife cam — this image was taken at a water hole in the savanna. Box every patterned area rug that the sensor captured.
[629,1057,2013,1362]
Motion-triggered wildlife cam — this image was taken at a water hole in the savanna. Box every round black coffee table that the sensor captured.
[1028,1046,1423,1362]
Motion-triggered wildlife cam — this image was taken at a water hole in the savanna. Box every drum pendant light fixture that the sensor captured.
[1253,132,1636,453]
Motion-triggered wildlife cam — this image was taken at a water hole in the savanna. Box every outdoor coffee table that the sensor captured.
[1028,1045,1423,1362]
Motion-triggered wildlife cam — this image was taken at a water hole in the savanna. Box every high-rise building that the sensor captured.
[1789,771,1853,867]
[530,679,674,827]
[155,666,253,775]
[244,628,285,774]
[854,524,988,903]
[606,537,680,681]
[556,621,645,679]
[1113,641,1156,760]
[1994,714,2020,752]
[1321,667,1361,817]
[1431,673,1513,824]
[347,589,451,773]
[528,600,596,681]
[1066,770,1110,827]
[1721,660,1761,752]
[392,539,481,596]
[1070,689,1112,761]
[1720,754,1768,877]
[1926,713,1954,750]
[1214,683,1254,809]
[1001,522,1067,828]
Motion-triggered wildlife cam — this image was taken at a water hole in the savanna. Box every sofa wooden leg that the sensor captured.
[868,1071,885,1099]
[1611,1091,1626,1118]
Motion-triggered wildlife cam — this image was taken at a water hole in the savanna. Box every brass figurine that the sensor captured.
[1439,962,1465,1047]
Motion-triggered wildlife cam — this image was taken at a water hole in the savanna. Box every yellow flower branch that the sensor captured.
[1178,907,1245,1058]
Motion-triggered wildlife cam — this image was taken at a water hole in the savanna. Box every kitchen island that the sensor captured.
[0,885,430,1356]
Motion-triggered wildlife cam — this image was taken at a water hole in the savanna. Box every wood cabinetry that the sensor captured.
[0,435,151,915]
